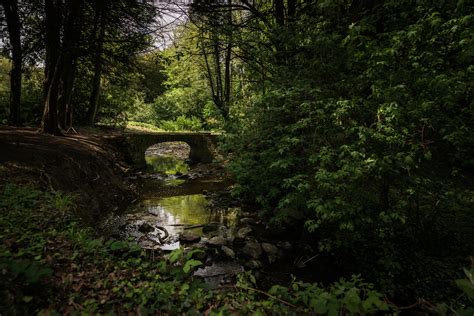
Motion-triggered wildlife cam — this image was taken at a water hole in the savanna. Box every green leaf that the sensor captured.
[168,248,183,264]
[109,240,128,251]
[183,259,202,273]
[22,296,33,303]
[455,279,474,299]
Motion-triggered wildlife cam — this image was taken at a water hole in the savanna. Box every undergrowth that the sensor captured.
[0,184,471,314]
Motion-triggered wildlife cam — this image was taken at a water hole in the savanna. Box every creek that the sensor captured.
[122,143,246,286]
[106,142,320,289]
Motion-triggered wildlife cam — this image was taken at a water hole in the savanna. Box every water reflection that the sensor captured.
[145,155,189,175]
[126,194,240,249]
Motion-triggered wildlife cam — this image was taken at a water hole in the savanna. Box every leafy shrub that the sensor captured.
[225,0,473,303]
[160,115,204,131]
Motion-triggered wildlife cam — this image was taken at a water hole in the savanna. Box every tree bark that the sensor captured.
[1,0,22,126]
[274,0,284,27]
[287,0,296,20]
[58,0,84,130]
[86,10,106,126]
[223,0,232,119]
[40,0,62,135]
[273,0,286,65]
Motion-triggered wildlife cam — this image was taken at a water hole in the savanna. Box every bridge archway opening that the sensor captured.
[145,142,191,175]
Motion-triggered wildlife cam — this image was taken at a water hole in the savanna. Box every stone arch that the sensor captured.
[119,132,218,167]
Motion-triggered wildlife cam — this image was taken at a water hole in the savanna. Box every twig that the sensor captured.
[183,224,206,230]
[155,225,169,243]
[384,296,435,311]
[218,285,296,308]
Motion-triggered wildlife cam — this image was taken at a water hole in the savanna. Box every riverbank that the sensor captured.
[0,127,395,314]
[0,127,135,223]
[0,171,391,314]
[1,127,468,314]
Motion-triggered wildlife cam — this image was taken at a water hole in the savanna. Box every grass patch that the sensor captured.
[126,121,165,133]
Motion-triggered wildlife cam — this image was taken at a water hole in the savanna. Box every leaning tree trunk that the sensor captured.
[40,0,62,135]
[1,0,22,126]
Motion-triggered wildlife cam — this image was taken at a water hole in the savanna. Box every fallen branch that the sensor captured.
[218,285,296,308]
[155,225,169,243]
[183,224,206,230]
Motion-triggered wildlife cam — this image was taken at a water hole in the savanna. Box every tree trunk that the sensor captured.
[274,0,285,27]
[223,0,232,119]
[86,11,106,126]
[223,41,231,115]
[287,0,296,20]
[273,0,286,64]
[1,0,22,126]
[40,0,62,135]
[58,0,84,130]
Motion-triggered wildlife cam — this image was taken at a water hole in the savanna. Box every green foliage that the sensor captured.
[211,272,391,315]
[160,115,204,132]
[0,184,393,314]
[144,27,225,131]
[0,57,11,122]
[126,121,164,132]
[46,191,75,214]
[0,57,43,124]
[455,268,474,314]
[456,268,474,300]
[224,0,473,303]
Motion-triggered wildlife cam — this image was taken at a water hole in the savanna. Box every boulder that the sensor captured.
[262,242,280,263]
[221,245,235,259]
[203,222,220,234]
[277,241,293,251]
[179,231,201,243]
[138,222,154,233]
[236,227,252,239]
[240,217,257,225]
[218,225,230,238]
[207,236,227,247]
[244,259,262,269]
[261,243,279,255]
[241,212,257,218]
[242,239,262,259]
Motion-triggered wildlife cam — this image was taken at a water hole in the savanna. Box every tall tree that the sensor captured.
[84,0,156,126]
[86,2,106,126]
[192,1,234,120]
[1,0,22,125]
[40,0,62,135]
[41,0,85,134]
[58,0,84,130]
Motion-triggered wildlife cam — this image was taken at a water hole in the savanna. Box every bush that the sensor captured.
[160,115,204,131]
[225,0,473,303]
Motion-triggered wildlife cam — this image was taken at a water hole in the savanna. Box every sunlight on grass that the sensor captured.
[126,121,165,133]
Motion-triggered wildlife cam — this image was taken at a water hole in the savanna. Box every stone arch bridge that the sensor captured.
[116,131,220,167]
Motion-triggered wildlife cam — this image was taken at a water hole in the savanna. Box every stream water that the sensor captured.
[118,142,244,285]
[101,143,327,289]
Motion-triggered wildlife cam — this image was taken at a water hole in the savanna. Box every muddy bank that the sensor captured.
[0,127,135,223]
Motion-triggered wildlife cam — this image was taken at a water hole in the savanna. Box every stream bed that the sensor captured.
[123,143,247,286]
[107,142,300,288]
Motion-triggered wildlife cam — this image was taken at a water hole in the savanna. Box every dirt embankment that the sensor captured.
[0,127,136,223]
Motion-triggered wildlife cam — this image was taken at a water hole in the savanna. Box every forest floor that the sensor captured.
[0,127,135,223]
[0,126,394,314]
